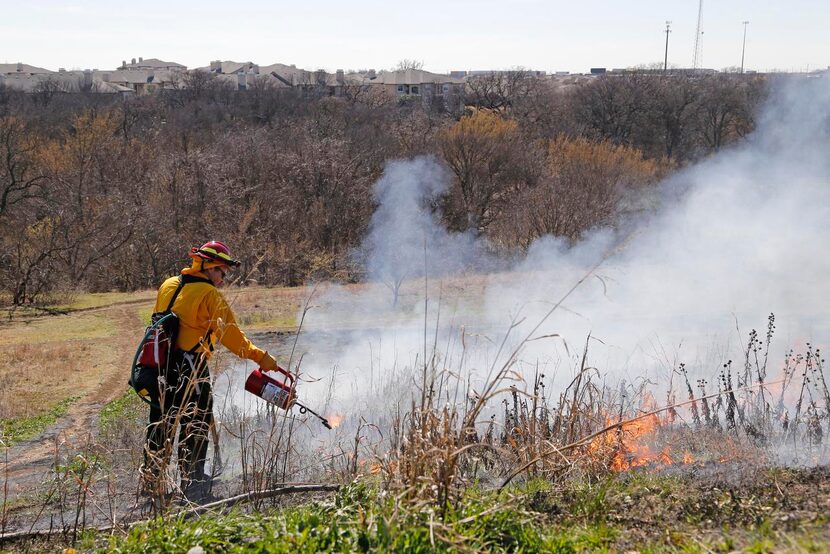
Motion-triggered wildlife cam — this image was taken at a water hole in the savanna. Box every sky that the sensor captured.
[1,0,828,75]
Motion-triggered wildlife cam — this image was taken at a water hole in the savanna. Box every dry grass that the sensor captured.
[356,310,830,517]
[56,290,156,311]
[0,312,116,347]
[224,286,303,331]
[0,337,127,421]
[0,292,153,422]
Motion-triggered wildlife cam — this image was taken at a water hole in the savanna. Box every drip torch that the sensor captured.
[245,367,333,429]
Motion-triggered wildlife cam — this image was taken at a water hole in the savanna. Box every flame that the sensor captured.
[589,409,702,472]
[327,414,344,428]
[608,414,664,471]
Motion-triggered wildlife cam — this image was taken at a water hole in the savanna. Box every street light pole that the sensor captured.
[663,21,672,73]
[740,20,749,74]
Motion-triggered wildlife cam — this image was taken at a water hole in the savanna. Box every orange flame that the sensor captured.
[327,414,344,428]
[589,409,701,472]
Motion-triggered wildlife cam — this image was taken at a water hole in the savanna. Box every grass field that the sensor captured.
[2,281,830,553]
[12,467,830,553]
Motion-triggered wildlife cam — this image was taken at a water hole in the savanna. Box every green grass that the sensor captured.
[55,290,155,311]
[11,471,823,553]
[104,482,566,553]
[98,391,146,434]
[0,290,155,322]
[236,310,298,330]
[0,396,78,446]
[137,305,154,326]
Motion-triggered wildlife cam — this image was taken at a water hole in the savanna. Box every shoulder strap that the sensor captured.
[170,274,217,354]
[164,274,214,313]
[164,275,186,313]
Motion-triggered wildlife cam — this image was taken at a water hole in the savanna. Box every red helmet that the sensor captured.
[189,241,241,267]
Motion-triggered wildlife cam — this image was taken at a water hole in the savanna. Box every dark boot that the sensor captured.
[181,457,217,501]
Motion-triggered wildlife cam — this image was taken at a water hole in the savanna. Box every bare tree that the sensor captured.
[0,117,45,219]
[440,111,525,232]
[653,75,699,161]
[396,59,425,71]
[31,76,70,107]
[695,74,763,151]
[490,136,662,248]
[695,74,745,151]
[573,72,659,148]
[465,69,540,111]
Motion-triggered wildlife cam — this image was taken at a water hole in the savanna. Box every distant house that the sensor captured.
[364,69,465,106]
[0,59,469,103]
[89,57,188,94]
[0,63,53,76]
[120,57,187,72]
[204,60,258,75]
[258,63,316,87]
[94,69,180,94]
[260,64,361,96]
[0,69,133,96]
[199,60,361,95]
[197,60,272,90]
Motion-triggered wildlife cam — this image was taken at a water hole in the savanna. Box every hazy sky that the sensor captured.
[1,0,827,74]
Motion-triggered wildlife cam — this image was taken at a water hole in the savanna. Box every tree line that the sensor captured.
[0,70,767,304]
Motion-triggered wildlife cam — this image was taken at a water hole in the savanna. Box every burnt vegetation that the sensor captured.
[0,71,767,304]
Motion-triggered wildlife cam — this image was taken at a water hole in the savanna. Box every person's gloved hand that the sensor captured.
[259,352,278,372]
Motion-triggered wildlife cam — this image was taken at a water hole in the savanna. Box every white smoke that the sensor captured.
[362,156,487,286]
[219,75,830,462]
[495,74,830,387]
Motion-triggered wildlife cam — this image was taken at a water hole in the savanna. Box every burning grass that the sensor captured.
[345,312,830,528]
[3,288,830,553]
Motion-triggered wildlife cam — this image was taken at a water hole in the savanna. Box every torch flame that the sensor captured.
[327,414,344,428]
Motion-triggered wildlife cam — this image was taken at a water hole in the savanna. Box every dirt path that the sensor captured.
[2,303,144,503]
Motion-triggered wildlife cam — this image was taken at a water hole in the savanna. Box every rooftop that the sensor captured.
[0,63,54,75]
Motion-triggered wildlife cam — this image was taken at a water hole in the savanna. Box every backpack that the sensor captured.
[130,274,212,405]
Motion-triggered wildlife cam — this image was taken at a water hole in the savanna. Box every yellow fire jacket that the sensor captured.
[153,268,267,363]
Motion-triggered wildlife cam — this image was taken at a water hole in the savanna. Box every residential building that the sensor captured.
[120,57,187,71]
[200,60,362,95]
[363,68,465,106]
[0,63,53,76]
[0,69,132,96]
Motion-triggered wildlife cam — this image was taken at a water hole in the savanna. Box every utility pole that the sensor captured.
[693,0,704,70]
[663,21,672,73]
[740,20,750,74]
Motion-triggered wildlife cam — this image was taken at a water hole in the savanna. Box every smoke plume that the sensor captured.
[218,75,830,463]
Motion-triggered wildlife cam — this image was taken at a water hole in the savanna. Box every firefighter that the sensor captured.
[142,241,278,500]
